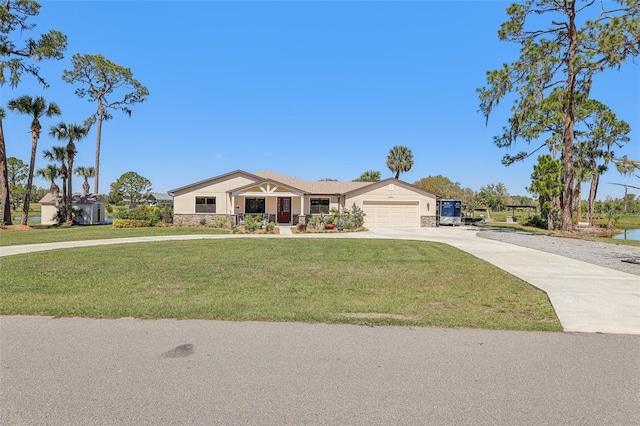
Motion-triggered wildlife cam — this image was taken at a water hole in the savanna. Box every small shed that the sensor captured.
[39,193,106,225]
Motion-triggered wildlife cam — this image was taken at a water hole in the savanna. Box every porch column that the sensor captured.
[231,195,235,214]
[298,195,306,225]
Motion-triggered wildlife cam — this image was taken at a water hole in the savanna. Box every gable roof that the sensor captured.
[253,171,369,194]
[149,192,174,202]
[40,193,104,205]
[343,177,438,197]
[168,170,263,194]
[168,169,435,197]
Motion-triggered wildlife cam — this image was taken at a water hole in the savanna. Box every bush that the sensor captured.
[213,216,227,228]
[524,215,546,229]
[349,203,366,229]
[112,219,152,228]
[115,205,163,226]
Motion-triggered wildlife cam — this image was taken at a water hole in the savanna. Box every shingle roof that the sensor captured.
[150,192,173,202]
[253,170,370,194]
[39,193,103,205]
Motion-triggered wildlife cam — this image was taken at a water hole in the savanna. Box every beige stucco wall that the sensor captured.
[345,181,436,216]
[41,204,58,225]
[173,174,258,215]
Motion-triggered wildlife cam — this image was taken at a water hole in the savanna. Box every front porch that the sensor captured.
[230,180,324,226]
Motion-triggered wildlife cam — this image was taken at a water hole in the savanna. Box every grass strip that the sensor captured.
[0,225,230,246]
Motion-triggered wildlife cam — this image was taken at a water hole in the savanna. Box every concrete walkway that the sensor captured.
[1,226,638,334]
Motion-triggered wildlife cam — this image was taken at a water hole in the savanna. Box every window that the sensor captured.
[245,197,265,214]
[195,196,216,213]
[310,198,330,214]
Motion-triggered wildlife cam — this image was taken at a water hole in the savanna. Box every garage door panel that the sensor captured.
[362,201,419,228]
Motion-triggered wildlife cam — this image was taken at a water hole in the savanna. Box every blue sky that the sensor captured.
[2,0,638,199]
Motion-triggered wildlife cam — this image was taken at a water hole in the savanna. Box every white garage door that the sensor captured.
[362,201,419,228]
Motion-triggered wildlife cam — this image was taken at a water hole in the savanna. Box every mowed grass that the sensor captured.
[0,239,561,331]
[0,225,230,246]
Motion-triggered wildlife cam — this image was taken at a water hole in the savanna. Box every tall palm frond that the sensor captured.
[36,164,61,194]
[386,145,414,179]
[74,166,95,195]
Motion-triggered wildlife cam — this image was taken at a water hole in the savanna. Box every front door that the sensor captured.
[277,197,291,224]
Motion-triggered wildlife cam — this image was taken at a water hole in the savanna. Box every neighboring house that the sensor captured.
[39,193,106,225]
[169,170,437,228]
[148,192,174,207]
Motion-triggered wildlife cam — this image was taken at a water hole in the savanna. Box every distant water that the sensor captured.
[14,216,41,222]
[14,216,113,224]
[613,228,640,241]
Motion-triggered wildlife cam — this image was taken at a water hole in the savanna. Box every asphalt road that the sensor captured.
[1,316,639,425]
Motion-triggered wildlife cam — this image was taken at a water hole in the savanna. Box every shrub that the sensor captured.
[112,219,152,228]
[524,215,546,229]
[199,218,208,226]
[213,216,227,228]
[245,214,260,232]
[105,204,113,213]
[115,205,163,226]
[349,203,366,229]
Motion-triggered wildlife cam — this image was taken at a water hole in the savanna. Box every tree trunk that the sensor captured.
[574,183,582,224]
[587,174,598,226]
[67,155,74,225]
[22,122,40,226]
[60,166,67,225]
[560,2,578,232]
[0,119,11,225]
[94,106,104,194]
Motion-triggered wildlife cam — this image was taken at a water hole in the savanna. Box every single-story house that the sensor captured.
[40,193,106,225]
[168,170,438,228]
[148,192,174,207]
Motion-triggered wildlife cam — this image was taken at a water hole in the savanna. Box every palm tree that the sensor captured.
[49,123,89,224]
[74,166,95,195]
[386,146,414,179]
[7,96,61,225]
[0,107,10,225]
[36,164,61,195]
[42,146,68,220]
[353,170,381,182]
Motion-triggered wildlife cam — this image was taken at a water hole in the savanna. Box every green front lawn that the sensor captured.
[0,225,230,246]
[0,239,561,331]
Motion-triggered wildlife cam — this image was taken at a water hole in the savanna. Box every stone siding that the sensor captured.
[173,214,234,227]
[421,215,437,227]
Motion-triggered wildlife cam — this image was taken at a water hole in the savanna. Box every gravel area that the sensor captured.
[477,228,640,276]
